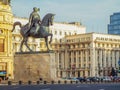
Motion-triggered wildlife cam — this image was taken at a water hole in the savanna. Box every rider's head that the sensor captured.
[33,7,40,12]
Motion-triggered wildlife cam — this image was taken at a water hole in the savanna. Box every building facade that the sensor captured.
[0,1,14,79]
[52,33,120,78]
[108,12,120,35]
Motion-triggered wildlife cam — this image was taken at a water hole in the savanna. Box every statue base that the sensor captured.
[14,52,56,82]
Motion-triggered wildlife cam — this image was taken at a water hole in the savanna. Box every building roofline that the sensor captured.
[13,16,85,27]
[65,32,120,37]
[13,16,28,20]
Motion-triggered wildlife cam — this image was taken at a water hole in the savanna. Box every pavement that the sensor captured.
[0,83,120,90]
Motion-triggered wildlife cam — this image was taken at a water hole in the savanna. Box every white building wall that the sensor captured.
[50,22,86,42]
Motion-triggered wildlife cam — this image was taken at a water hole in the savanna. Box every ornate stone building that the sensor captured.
[0,1,14,79]
[52,32,120,78]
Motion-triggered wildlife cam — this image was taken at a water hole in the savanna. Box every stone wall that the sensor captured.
[14,52,56,81]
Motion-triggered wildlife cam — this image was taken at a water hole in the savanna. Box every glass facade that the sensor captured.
[108,12,120,35]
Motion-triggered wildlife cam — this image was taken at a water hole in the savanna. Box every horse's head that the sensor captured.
[41,13,55,26]
[48,14,55,26]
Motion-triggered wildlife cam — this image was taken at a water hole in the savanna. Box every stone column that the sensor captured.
[90,43,96,77]
[85,50,88,68]
[71,51,74,66]
[65,49,68,69]
[65,49,69,77]
[103,50,106,67]
[76,51,79,68]
[61,51,64,69]
[108,50,111,67]
[61,51,66,77]
[75,51,78,77]
[99,49,102,68]
[85,50,88,76]
[71,51,75,77]
[95,49,98,76]
[80,71,83,77]
[116,51,119,67]
[103,49,106,76]
[56,52,59,69]
[112,50,115,67]
[80,50,83,68]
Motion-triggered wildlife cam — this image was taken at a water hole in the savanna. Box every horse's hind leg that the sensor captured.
[24,37,33,52]
[20,38,24,52]
[45,37,49,51]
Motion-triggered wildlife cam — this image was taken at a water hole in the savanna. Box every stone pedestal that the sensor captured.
[14,52,56,81]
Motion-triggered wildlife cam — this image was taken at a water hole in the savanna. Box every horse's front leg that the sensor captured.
[24,37,33,52]
[45,37,49,51]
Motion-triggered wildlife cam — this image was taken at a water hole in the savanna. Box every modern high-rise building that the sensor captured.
[108,12,120,35]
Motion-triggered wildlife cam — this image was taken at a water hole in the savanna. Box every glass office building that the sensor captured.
[108,12,120,35]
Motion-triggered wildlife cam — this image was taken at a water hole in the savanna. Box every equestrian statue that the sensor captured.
[12,7,55,52]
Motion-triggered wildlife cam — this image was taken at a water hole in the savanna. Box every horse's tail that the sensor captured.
[12,22,22,32]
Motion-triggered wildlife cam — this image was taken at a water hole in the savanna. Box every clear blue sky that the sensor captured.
[11,0,120,33]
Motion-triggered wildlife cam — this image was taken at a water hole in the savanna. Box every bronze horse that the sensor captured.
[12,13,55,52]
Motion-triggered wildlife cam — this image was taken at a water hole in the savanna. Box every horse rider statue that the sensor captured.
[12,7,55,52]
[27,7,41,35]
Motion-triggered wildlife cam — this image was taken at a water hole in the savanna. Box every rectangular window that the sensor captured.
[60,31,62,35]
[55,31,57,35]
[69,32,71,35]
[0,39,4,52]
